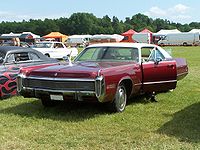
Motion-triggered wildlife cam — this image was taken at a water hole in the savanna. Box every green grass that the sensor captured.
[0,46,200,149]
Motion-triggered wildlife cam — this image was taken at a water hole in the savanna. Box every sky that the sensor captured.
[0,0,199,24]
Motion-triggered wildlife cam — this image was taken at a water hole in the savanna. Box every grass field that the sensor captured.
[0,46,200,150]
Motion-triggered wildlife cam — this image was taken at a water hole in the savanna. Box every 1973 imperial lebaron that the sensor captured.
[17,43,188,112]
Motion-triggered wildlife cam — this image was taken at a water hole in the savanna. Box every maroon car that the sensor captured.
[17,43,188,112]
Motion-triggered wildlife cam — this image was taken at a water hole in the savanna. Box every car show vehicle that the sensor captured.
[0,46,58,98]
[65,35,92,47]
[32,41,78,59]
[17,43,188,112]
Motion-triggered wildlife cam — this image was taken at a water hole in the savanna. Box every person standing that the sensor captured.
[11,38,17,46]
[15,37,20,46]
[11,38,20,46]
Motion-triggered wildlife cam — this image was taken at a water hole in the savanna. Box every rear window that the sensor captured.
[15,52,30,61]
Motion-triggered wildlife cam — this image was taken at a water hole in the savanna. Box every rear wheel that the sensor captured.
[110,84,127,112]
[160,43,164,47]
[183,42,187,46]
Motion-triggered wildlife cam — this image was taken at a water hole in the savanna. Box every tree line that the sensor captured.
[0,13,199,36]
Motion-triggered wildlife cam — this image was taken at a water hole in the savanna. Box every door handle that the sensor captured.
[167,64,174,68]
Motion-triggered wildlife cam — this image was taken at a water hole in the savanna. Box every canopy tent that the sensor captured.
[189,29,200,34]
[140,28,153,34]
[90,34,124,43]
[0,32,40,44]
[19,32,41,43]
[21,32,40,39]
[0,32,21,39]
[153,29,181,36]
[122,29,137,35]
[121,29,138,42]
[43,32,68,42]
[140,28,153,43]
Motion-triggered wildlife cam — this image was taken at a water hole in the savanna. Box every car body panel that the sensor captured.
[142,59,177,92]
[175,58,188,80]
[32,41,78,59]
[17,43,188,104]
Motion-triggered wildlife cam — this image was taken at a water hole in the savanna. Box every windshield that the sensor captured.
[75,47,139,62]
[33,43,52,48]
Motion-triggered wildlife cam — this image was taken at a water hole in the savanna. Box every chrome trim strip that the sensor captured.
[134,83,142,86]
[95,75,104,97]
[16,76,22,92]
[24,76,95,82]
[177,72,188,77]
[143,80,177,85]
[23,87,96,94]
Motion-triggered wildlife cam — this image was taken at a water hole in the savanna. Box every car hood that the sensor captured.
[28,61,136,79]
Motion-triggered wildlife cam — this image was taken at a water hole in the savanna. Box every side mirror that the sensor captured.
[154,58,162,65]
[63,56,68,61]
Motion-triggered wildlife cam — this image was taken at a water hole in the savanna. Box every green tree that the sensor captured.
[0,12,200,36]
[67,13,99,35]
[99,15,114,34]
[112,16,123,34]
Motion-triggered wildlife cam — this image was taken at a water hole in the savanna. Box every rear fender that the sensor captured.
[174,58,188,80]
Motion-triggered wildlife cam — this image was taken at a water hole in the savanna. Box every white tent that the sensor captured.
[0,32,21,39]
[91,34,124,42]
[0,32,40,39]
[189,29,200,34]
[69,35,92,39]
[153,29,181,36]
[22,32,40,38]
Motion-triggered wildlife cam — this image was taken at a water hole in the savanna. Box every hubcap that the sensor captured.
[116,86,126,111]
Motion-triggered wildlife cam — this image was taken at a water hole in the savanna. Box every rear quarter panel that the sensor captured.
[175,58,188,80]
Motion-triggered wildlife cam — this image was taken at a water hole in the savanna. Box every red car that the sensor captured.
[17,43,188,112]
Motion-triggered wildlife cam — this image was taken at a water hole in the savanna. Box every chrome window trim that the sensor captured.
[177,72,188,77]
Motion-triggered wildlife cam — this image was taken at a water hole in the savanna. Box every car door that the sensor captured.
[1,51,45,97]
[1,53,21,97]
[141,47,177,92]
[53,43,68,59]
[4,53,21,72]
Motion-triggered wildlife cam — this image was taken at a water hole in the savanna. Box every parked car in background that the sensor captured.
[0,46,59,99]
[0,41,30,48]
[17,43,188,112]
[65,35,92,47]
[32,41,78,59]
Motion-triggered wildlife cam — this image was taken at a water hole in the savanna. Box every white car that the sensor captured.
[32,41,78,59]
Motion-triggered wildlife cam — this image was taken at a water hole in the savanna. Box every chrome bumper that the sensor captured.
[17,75,106,102]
